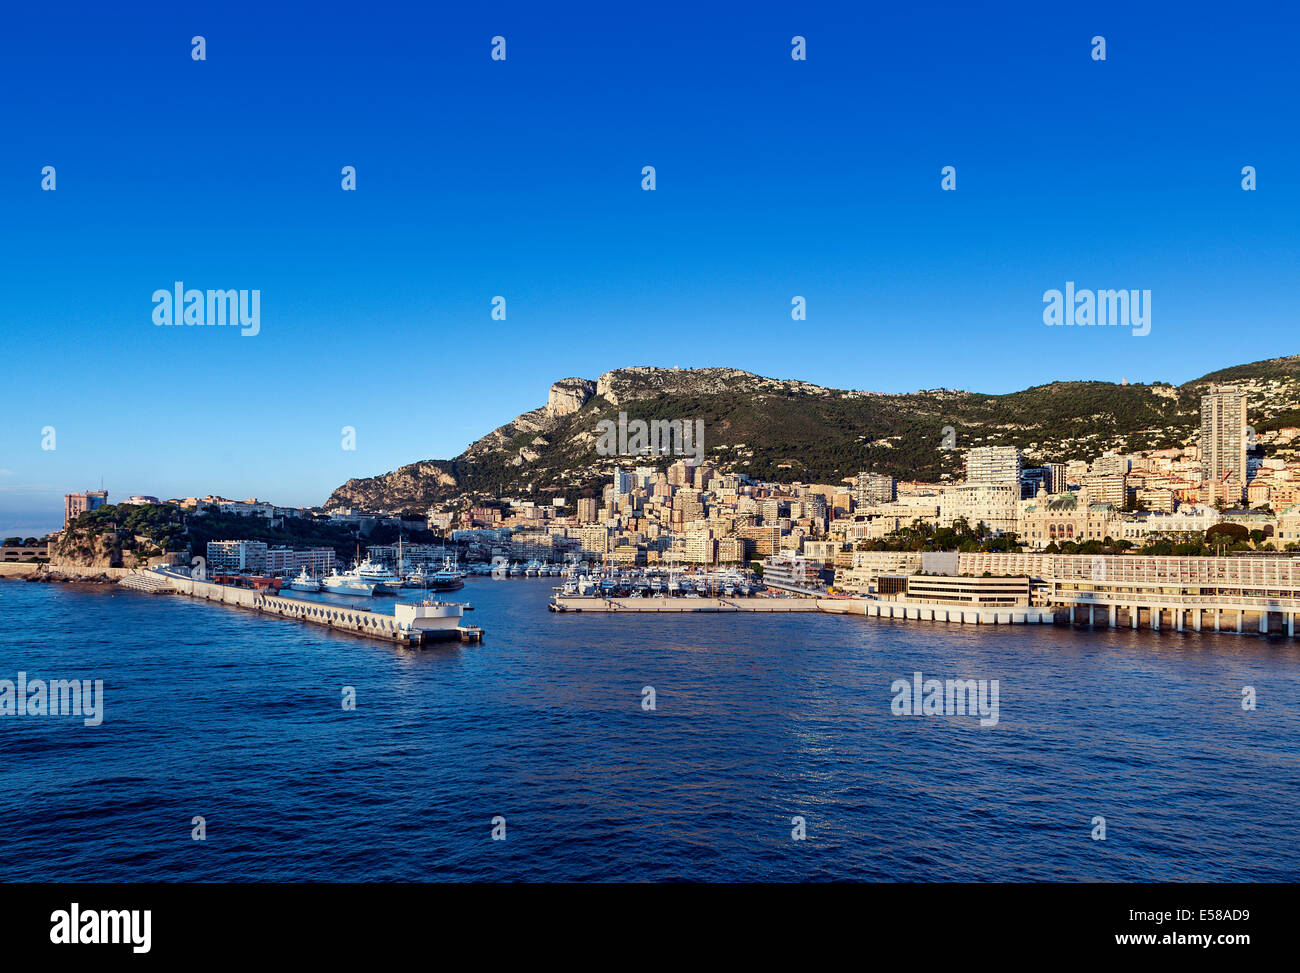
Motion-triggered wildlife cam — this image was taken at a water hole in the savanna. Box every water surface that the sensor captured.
[1,577,1296,881]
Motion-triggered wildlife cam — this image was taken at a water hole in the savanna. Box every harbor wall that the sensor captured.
[160,571,422,645]
[554,596,821,613]
[552,595,1053,624]
[818,598,1054,625]
[0,563,135,581]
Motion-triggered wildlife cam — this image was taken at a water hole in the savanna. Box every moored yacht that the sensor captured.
[321,568,376,596]
[354,556,404,594]
[287,566,322,592]
[427,556,465,592]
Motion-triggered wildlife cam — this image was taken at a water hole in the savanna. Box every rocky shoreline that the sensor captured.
[24,572,120,585]
[0,564,133,585]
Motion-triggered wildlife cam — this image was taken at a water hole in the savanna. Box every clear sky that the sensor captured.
[2,0,1298,535]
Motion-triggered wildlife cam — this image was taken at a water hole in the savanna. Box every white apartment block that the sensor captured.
[854,472,896,506]
[939,483,1020,535]
[964,446,1021,487]
[1201,386,1248,502]
[206,539,269,573]
[683,533,716,564]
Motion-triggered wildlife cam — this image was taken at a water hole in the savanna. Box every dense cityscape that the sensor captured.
[10,381,1300,631]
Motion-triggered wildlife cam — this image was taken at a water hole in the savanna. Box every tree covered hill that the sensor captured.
[325,357,1300,510]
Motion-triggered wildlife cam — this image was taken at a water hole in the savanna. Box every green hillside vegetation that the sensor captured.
[64,503,440,562]
[326,355,1300,510]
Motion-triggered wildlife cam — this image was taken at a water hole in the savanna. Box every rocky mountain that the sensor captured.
[324,357,1300,512]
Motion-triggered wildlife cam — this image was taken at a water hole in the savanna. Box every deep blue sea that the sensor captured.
[1,577,1297,881]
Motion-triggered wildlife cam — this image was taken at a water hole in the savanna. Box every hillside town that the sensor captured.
[15,384,1300,595]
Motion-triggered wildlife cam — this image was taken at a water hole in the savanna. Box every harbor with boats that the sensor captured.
[107,545,1080,637]
[123,565,484,646]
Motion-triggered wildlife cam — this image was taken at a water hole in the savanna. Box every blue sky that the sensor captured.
[2,0,1298,534]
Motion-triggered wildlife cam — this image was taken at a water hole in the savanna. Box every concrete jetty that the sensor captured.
[550,595,1053,624]
[122,568,479,647]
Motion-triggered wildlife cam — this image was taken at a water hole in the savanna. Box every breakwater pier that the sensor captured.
[121,568,481,647]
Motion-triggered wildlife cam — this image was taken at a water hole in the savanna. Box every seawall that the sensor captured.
[161,571,423,646]
[550,595,1053,624]
[0,563,134,581]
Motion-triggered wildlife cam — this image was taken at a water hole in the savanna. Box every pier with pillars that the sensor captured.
[1059,595,1298,636]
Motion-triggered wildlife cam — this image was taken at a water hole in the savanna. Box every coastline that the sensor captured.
[0,563,133,584]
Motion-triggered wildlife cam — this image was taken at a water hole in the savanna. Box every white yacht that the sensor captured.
[287,566,322,592]
[321,568,375,596]
[354,557,404,594]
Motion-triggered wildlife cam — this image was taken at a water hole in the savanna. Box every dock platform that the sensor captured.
[127,569,481,647]
[550,595,1053,624]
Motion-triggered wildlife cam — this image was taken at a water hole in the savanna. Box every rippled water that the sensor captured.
[1,577,1297,881]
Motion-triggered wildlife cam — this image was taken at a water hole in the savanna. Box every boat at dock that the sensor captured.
[287,566,322,592]
[354,556,404,594]
[426,556,466,592]
[321,568,376,596]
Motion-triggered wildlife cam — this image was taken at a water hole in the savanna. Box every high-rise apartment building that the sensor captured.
[1200,387,1248,502]
[579,526,610,556]
[1045,463,1068,493]
[737,525,782,558]
[1092,451,1131,477]
[854,472,896,507]
[667,460,693,487]
[964,447,1021,487]
[716,537,744,563]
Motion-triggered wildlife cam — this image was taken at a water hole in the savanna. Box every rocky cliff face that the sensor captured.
[547,378,596,417]
[329,461,459,512]
[49,529,124,568]
[327,366,791,509]
[593,366,810,406]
